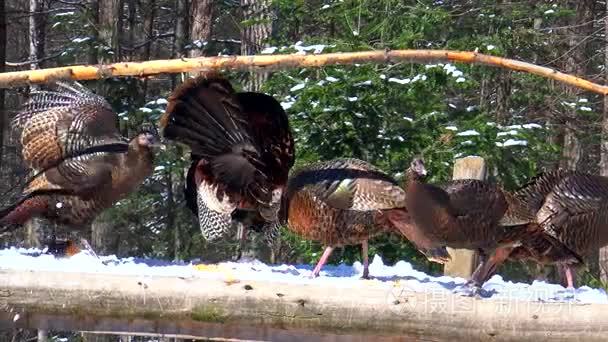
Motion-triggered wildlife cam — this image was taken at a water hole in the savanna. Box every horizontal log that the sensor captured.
[0,50,606,95]
[0,269,607,341]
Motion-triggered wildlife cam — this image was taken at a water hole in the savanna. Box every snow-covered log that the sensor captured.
[0,50,608,95]
[0,267,607,341]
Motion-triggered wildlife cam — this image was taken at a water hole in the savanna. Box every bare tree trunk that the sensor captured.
[599,0,608,282]
[560,0,594,172]
[98,0,121,64]
[171,0,188,88]
[25,0,46,248]
[189,0,213,58]
[240,0,272,91]
[141,0,156,97]
[90,0,121,259]
[0,0,6,169]
[495,71,512,125]
[29,0,45,71]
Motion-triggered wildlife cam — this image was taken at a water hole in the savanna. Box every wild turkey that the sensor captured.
[403,158,547,287]
[0,82,160,248]
[278,158,451,278]
[160,74,295,253]
[481,170,607,288]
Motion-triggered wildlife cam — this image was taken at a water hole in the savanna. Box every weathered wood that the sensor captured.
[0,50,608,94]
[443,156,487,278]
[0,268,607,341]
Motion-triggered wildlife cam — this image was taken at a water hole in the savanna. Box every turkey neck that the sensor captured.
[109,143,154,199]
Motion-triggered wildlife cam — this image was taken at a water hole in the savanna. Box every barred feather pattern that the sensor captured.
[282,158,407,246]
[196,179,237,242]
[533,172,608,257]
[13,81,125,172]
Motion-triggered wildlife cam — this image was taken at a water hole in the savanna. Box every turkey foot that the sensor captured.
[311,246,334,278]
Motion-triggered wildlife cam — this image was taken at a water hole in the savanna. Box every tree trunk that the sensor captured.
[559,0,594,172]
[189,0,213,58]
[29,0,45,71]
[599,0,608,282]
[171,0,188,88]
[240,0,272,91]
[141,0,155,97]
[0,0,6,169]
[90,0,121,259]
[98,0,121,63]
[25,0,46,248]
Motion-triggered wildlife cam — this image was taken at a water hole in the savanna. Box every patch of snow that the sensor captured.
[578,98,588,103]
[496,139,528,147]
[445,126,458,131]
[154,166,165,172]
[321,4,330,9]
[354,80,372,87]
[139,107,153,113]
[55,202,63,209]
[325,76,339,83]
[347,97,358,102]
[579,106,592,112]
[2,247,600,304]
[403,116,413,122]
[466,106,476,112]
[497,130,518,137]
[281,101,296,110]
[290,83,306,92]
[505,124,522,129]
[292,41,333,54]
[354,112,365,118]
[260,46,278,54]
[379,74,387,80]
[455,77,466,83]
[72,37,91,44]
[448,103,457,109]
[388,77,410,85]
[460,140,474,146]
[54,12,75,17]
[544,9,555,14]
[523,123,542,129]
[352,30,359,36]
[456,130,480,136]
[317,80,327,86]
[155,98,168,105]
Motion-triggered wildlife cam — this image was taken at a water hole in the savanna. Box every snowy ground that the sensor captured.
[0,247,606,305]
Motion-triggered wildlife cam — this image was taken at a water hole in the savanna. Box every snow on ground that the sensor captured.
[1,247,606,304]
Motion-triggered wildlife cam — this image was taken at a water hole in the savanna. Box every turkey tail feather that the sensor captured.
[161,74,255,159]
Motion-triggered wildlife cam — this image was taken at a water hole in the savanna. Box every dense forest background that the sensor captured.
[0,0,607,339]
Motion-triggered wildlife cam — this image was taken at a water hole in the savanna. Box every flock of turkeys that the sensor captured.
[1,74,607,291]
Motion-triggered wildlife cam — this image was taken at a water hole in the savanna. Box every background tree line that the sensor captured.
[0,0,606,297]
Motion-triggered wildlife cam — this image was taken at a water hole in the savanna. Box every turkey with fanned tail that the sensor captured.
[160,73,295,254]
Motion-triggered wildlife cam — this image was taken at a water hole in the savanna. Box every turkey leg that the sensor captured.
[311,246,334,278]
[361,240,370,279]
[561,264,575,288]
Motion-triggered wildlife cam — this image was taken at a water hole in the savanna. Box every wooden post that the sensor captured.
[443,156,487,278]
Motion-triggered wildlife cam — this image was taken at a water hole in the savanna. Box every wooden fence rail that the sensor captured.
[1,268,608,341]
[0,50,607,94]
